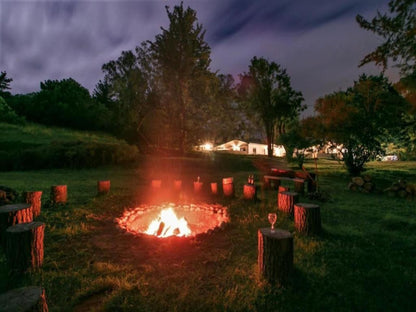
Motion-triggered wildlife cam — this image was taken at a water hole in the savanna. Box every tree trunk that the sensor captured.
[0,286,48,312]
[243,184,257,200]
[278,191,299,215]
[294,203,321,235]
[222,177,234,197]
[50,185,67,204]
[6,222,45,272]
[97,180,110,195]
[258,228,293,286]
[23,191,42,218]
[0,203,33,249]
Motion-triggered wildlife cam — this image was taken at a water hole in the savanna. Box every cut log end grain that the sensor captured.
[6,221,45,272]
[258,228,293,286]
[0,286,48,312]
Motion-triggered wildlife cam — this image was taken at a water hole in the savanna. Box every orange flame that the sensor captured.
[144,208,191,238]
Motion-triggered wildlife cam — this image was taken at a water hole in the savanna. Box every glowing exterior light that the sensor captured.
[203,142,213,151]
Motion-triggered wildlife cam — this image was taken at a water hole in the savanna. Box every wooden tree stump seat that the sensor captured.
[278,191,299,215]
[294,180,305,194]
[0,286,48,312]
[6,221,45,272]
[243,184,257,200]
[258,228,293,286]
[23,191,42,218]
[278,186,289,193]
[210,182,218,195]
[294,203,321,235]
[97,180,110,195]
[50,185,67,204]
[0,203,33,248]
[222,177,234,197]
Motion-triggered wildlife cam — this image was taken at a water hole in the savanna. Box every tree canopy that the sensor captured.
[356,0,416,74]
[0,71,13,98]
[313,74,408,174]
[238,56,304,157]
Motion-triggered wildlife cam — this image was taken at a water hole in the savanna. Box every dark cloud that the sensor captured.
[0,0,396,116]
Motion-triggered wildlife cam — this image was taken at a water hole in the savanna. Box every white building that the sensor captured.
[215,140,286,157]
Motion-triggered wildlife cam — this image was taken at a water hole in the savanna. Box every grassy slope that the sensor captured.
[0,155,415,311]
[0,122,130,151]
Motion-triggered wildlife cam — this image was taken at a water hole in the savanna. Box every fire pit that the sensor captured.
[116,203,229,238]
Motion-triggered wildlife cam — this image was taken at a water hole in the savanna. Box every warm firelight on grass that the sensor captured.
[145,208,191,237]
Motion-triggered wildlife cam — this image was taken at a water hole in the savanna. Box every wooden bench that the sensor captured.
[263,175,305,194]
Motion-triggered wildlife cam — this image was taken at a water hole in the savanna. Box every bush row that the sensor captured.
[0,141,139,171]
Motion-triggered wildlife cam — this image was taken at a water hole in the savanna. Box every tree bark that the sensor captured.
[278,191,299,215]
[222,177,234,197]
[0,286,48,312]
[294,203,321,235]
[0,203,33,249]
[23,191,42,218]
[97,180,110,195]
[258,228,293,286]
[50,185,67,204]
[6,222,45,272]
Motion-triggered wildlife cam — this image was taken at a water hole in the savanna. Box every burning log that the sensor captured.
[348,176,375,193]
[384,179,415,199]
[6,222,45,272]
[222,177,234,197]
[0,203,33,249]
[278,191,299,216]
[258,228,293,286]
[0,286,48,312]
[23,191,42,218]
[97,180,110,195]
[50,185,67,204]
[294,203,321,235]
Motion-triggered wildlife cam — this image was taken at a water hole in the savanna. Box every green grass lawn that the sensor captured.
[0,155,415,311]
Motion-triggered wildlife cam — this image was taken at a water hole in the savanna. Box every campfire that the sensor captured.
[116,203,228,238]
[145,208,191,237]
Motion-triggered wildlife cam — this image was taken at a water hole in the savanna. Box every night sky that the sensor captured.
[0,0,398,116]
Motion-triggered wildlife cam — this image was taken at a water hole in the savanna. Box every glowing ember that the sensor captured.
[145,208,191,237]
[116,203,229,238]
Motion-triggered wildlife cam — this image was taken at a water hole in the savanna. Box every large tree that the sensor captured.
[238,57,304,157]
[356,0,416,74]
[148,3,215,153]
[313,74,408,174]
[0,71,13,98]
[101,45,157,146]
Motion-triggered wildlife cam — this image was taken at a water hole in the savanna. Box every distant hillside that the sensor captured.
[0,122,139,170]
